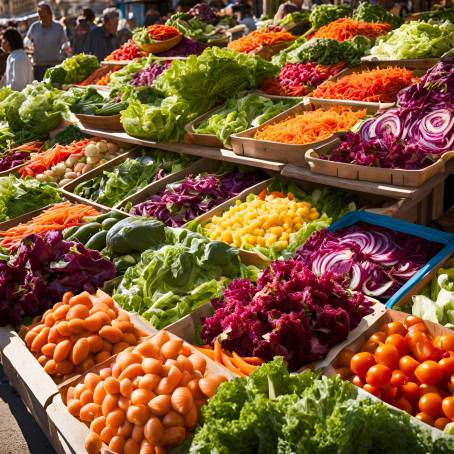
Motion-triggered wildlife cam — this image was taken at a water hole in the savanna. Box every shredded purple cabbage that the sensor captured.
[0,151,30,172]
[156,37,206,57]
[0,231,116,327]
[188,3,217,23]
[130,170,266,227]
[130,61,171,87]
[295,223,441,299]
[201,259,373,371]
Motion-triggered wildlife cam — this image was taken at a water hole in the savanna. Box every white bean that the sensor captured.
[86,156,99,165]
[84,144,99,157]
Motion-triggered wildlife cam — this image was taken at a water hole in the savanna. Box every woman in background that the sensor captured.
[0,28,33,91]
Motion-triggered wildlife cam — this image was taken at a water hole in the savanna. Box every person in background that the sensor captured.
[118,13,135,45]
[144,4,162,26]
[0,28,33,91]
[83,8,120,61]
[61,16,76,44]
[71,16,90,55]
[82,8,96,31]
[232,2,256,32]
[273,0,304,23]
[25,2,68,81]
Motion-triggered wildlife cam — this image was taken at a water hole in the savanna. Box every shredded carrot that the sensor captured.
[231,352,258,375]
[0,202,99,250]
[19,139,91,178]
[312,66,418,103]
[314,18,391,41]
[221,352,246,376]
[254,106,366,144]
[214,338,223,364]
[11,141,45,153]
[195,346,215,360]
[228,30,295,53]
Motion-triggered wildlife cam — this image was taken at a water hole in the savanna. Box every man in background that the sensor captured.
[274,0,304,23]
[25,2,67,81]
[71,16,90,55]
[83,8,97,30]
[83,8,120,62]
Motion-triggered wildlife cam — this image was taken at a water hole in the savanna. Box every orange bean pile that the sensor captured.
[22,290,144,382]
[65,331,226,454]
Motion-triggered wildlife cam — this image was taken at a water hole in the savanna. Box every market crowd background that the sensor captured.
[0,0,449,88]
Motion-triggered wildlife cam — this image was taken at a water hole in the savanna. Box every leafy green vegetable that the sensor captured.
[109,56,150,92]
[74,151,193,207]
[188,358,447,453]
[420,8,454,24]
[370,21,454,59]
[44,53,99,86]
[166,13,227,43]
[279,11,311,28]
[47,125,85,147]
[273,36,371,66]
[352,2,402,28]
[113,228,243,329]
[0,175,61,221]
[309,4,352,30]
[194,94,296,147]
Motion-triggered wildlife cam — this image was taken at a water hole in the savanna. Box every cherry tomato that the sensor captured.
[411,340,441,363]
[381,385,398,403]
[360,339,381,354]
[385,334,408,356]
[394,397,413,414]
[351,375,364,388]
[418,393,442,418]
[415,412,434,426]
[366,364,391,387]
[374,344,400,370]
[439,357,454,377]
[363,384,381,398]
[442,396,454,419]
[369,332,387,344]
[405,330,430,348]
[382,321,407,337]
[414,361,443,385]
[433,336,443,350]
[337,349,355,368]
[390,370,409,387]
[335,367,352,380]
[434,417,450,430]
[419,384,442,398]
[404,315,424,328]
[350,352,376,378]
[399,355,420,378]
[399,382,419,402]
[440,335,454,353]
[408,322,428,334]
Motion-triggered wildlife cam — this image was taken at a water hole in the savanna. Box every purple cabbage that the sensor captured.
[201,259,373,371]
[188,3,217,23]
[295,224,441,299]
[130,61,171,87]
[0,231,116,327]
[0,151,30,172]
[130,170,266,227]
[156,37,206,58]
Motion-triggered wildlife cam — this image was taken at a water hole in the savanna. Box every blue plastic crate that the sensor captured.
[327,211,454,308]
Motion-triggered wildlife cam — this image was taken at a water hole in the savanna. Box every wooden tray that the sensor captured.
[138,33,182,54]
[361,55,440,69]
[305,140,454,187]
[231,99,380,166]
[253,40,293,60]
[75,113,123,132]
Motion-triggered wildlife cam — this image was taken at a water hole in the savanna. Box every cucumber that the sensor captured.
[63,225,79,239]
[85,230,108,251]
[95,212,118,222]
[102,217,120,230]
[67,222,102,243]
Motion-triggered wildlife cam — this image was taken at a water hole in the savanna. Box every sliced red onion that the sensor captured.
[349,263,362,290]
[362,278,394,297]
[419,109,454,138]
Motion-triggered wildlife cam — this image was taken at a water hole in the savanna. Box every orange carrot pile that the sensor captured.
[11,140,45,153]
[313,66,418,102]
[254,106,366,144]
[19,139,91,178]
[78,66,121,86]
[0,202,99,249]
[314,18,391,41]
[196,339,264,376]
[228,30,295,53]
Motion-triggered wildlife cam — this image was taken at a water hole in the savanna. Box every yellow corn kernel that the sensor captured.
[281,231,290,241]
[310,212,320,220]
[253,228,265,237]
[245,234,257,245]
[221,231,233,243]
[256,236,266,247]
[269,226,284,237]
[273,240,289,251]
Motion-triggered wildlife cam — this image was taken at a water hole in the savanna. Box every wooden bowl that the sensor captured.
[75,113,123,132]
[138,33,182,54]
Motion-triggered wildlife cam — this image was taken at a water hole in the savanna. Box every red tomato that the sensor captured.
[418,393,442,418]
[351,375,364,388]
[411,341,441,363]
[404,315,424,328]
[337,349,355,368]
[442,396,454,419]
[363,384,381,397]
[374,344,400,370]
[440,335,454,353]
[385,334,408,356]
[382,321,407,337]
[350,352,376,378]
[439,357,454,377]
[399,356,420,378]
[390,370,409,387]
[366,364,391,387]
[414,361,443,385]
[394,397,413,414]
[399,382,419,402]
[381,385,398,403]
[369,332,387,344]
[434,417,450,430]
[415,412,434,426]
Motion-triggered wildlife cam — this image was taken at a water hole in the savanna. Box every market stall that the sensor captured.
[0,2,454,453]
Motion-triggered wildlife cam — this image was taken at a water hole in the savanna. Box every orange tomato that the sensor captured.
[337,349,355,368]
[394,397,413,414]
[360,339,381,354]
[399,355,420,377]
[414,361,443,385]
[369,332,387,344]
[404,315,424,328]
[390,370,409,387]
[382,321,407,336]
[418,393,442,418]
[399,382,419,402]
[374,344,400,370]
[434,417,450,430]
[363,384,381,397]
[385,334,408,356]
[439,335,454,352]
[366,364,391,387]
[439,357,454,377]
[442,396,454,419]
[419,383,442,398]
[415,412,434,426]
[350,352,376,378]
